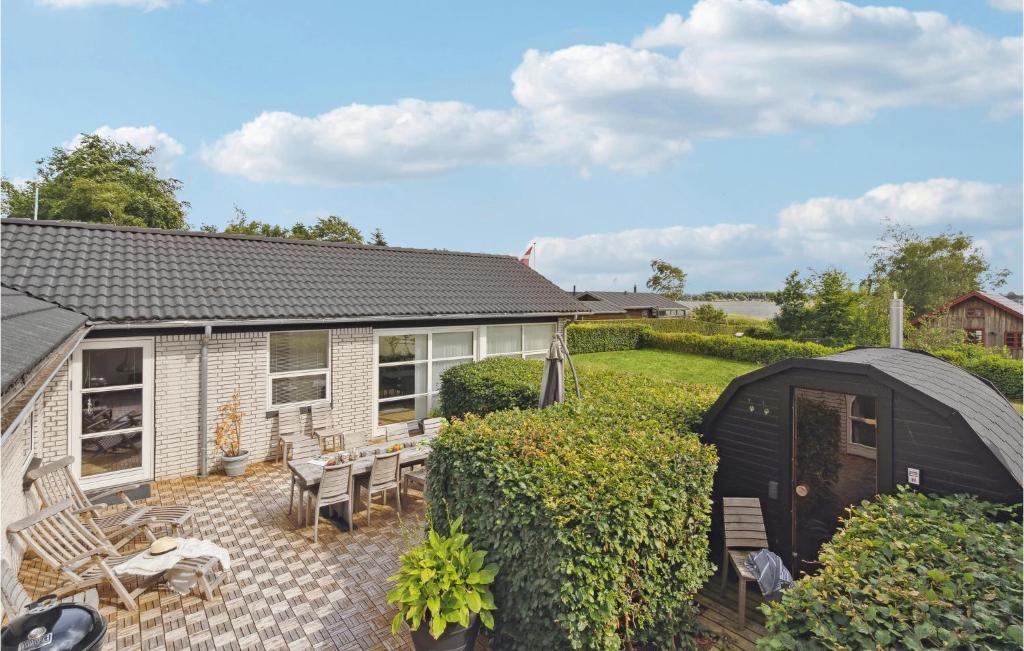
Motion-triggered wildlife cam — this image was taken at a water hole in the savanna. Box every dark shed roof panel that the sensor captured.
[1,220,584,323]
[823,348,1023,485]
[1,286,88,392]
[577,291,686,310]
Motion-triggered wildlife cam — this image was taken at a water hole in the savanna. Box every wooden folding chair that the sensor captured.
[27,456,195,549]
[720,497,769,628]
[7,499,154,611]
[2,559,99,615]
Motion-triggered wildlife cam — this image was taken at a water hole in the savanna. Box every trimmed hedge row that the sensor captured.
[761,490,1023,650]
[438,357,718,434]
[564,322,651,354]
[426,405,718,650]
[932,348,1023,400]
[641,330,841,365]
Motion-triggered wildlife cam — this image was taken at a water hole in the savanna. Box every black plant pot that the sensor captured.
[410,613,480,651]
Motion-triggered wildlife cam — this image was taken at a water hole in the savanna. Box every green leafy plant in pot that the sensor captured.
[387,516,497,650]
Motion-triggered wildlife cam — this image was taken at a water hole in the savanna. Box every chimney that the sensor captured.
[889,292,904,349]
[633,284,637,293]
[572,285,576,296]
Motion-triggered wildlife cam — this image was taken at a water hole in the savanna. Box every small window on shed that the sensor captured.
[965,329,985,345]
[965,307,984,318]
[1005,332,1022,349]
[846,395,877,459]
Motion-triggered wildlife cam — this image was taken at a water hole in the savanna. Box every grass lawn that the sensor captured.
[573,348,759,388]
[1012,401,1023,415]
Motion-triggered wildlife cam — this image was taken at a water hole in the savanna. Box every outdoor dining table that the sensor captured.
[287,435,432,528]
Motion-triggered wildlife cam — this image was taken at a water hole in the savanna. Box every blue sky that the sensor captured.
[3,0,1022,292]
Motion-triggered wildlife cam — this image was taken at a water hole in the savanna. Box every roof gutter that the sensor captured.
[87,311,582,330]
[1,325,92,441]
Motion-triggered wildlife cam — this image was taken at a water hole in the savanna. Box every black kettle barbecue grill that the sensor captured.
[1,596,106,651]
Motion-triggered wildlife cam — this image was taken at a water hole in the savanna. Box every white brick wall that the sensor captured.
[1,408,41,571]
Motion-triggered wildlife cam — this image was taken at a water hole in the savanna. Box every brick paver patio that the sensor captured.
[17,462,425,651]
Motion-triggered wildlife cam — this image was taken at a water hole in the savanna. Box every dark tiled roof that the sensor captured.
[576,291,686,311]
[1,220,584,323]
[1,286,88,393]
[823,347,1023,485]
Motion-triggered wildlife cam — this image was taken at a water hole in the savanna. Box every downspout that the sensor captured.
[198,325,211,477]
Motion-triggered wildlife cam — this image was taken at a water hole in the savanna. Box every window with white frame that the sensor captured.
[484,323,556,360]
[268,330,330,407]
[846,394,877,459]
[377,329,475,425]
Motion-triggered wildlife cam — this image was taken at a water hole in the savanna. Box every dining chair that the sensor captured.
[420,417,446,437]
[311,402,343,452]
[360,452,401,526]
[308,462,354,543]
[276,408,303,466]
[385,423,408,442]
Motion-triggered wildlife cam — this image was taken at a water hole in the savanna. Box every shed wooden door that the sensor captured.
[791,390,877,574]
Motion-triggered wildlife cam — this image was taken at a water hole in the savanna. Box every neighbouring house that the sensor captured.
[703,347,1022,574]
[911,290,1024,359]
[573,289,689,320]
[0,219,585,568]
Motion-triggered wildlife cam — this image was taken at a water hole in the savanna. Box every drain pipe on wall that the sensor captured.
[198,325,211,477]
[889,292,904,349]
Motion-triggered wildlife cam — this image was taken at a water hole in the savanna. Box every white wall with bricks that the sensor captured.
[1,407,42,572]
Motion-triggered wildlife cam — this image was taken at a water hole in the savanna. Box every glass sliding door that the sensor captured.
[375,329,476,426]
[71,338,154,489]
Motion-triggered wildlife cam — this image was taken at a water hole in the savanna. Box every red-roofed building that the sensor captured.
[911,291,1023,358]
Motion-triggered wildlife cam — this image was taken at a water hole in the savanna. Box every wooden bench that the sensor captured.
[720,497,769,628]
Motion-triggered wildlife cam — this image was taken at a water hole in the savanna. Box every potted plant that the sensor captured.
[387,517,497,650]
[215,390,248,476]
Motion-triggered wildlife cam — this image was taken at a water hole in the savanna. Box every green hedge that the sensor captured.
[426,406,717,650]
[565,322,651,354]
[642,331,841,365]
[932,348,1023,400]
[438,357,718,433]
[761,490,1023,650]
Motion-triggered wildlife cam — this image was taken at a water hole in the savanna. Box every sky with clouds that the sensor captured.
[3,0,1021,292]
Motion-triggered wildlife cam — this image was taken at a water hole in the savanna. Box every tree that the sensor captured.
[645,259,687,301]
[205,209,365,243]
[774,271,810,340]
[1,134,188,229]
[692,303,727,323]
[370,228,388,246]
[309,215,363,243]
[804,268,861,347]
[867,223,1009,317]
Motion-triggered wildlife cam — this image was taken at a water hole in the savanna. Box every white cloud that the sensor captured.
[205,0,1022,184]
[989,0,1023,13]
[202,100,529,184]
[70,126,185,174]
[38,0,174,9]
[530,179,1023,290]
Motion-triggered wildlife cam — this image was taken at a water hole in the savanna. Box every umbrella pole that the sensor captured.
[558,333,581,399]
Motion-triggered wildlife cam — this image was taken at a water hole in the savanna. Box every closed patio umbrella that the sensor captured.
[539,338,564,408]
[538,333,581,408]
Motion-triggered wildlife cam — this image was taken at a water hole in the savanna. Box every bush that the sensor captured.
[642,331,841,365]
[761,490,1023,650]
[437,357,542,419]
[932,347,1023,400]
[427,406,718,650]
[565,322,651,354]
[438,357,718,433]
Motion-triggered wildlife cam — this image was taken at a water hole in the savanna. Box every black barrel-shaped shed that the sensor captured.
[703,347,1022,571]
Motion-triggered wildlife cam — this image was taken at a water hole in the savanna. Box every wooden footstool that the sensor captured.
[165,556,226,600]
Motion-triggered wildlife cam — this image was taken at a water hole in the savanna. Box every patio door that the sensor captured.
[70,338,154,490]
[791,390,876,575]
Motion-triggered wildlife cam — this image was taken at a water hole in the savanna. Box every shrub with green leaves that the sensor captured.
[427,405,718,650]
[565,321,652,354]
[438,357,718,433]
[387,516,498,639]
[642,331,841,365]
[761,490,1023,650]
